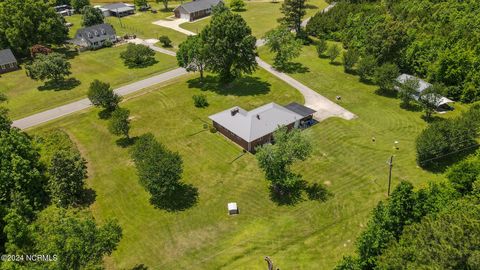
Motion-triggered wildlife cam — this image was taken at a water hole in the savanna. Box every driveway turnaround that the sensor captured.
[256,57,356,121]
[152,18,197,36]
[12,68,188,130]
[127,38,177,57]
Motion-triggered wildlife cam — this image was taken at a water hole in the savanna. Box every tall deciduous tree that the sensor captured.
[315,39,327,57]
[71,0,90,13]
[31,206,122,270]
[342,48,359,73]
[280,0,307,34]
[155,0,169,10]
[200,8,257,82]
[264,27,303,69]
[120,44,156,68]
[48,150,87,207]
[398,77,419,107]
[134,0,148,8]
[256,127,312,191]
[0,0,68,56]
[177,35,207,79]
[418,84,443,119]
[87,80,121,112]
[26,53,72,83]
[327,44,340,63]
[374,63,399,92]
[108,107,131,139]
[357,55,377,82]
[230,0,245,11]
[81,5,104,27]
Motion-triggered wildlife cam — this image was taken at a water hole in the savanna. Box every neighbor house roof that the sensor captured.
[396,74,454,107]
[396,73,431,94]
[74,23,116,44]
[174,0,222,14]
[0,49,17,65]
[283,102,316,117]
[209,102,303,142]
[102,2,134,11]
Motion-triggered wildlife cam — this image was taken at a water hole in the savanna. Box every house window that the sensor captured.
[0,65,5,70]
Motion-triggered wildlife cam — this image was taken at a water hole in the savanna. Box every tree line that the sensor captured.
[335,149,480,269]
[0,100,122,269]
[306,0,480,103]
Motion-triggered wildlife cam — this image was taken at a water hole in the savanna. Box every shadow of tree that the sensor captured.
[420,145,478,173]
[116,136,139,148]
[277,62,310,74]
[131,264,149,270]
[38,78,81,91]
[305,4,318,9]
[400,102,422,112]
[150,183,199,212]
[305,183,333,202]
[77,187,97,208]
[98,109,114,119]
[375,88,398,99]
[269,183,304,206]
[187,75,271,96]
[125,59,159,69]
[54,47,79,60]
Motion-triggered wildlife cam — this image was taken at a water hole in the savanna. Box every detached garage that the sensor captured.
[174,0,223,21]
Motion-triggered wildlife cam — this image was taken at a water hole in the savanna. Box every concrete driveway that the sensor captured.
[152,18,197,36]
[256,57,356,121]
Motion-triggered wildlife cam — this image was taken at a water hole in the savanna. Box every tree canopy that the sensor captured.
[264,27,303,69]
[120,44,157,68]
[26,53,72,82]
[0,0,68,56]
[200,8,257,82]
[280,0,307,34]
[177,35,207,79]
[87,80,121,112]
[306,0,480,102]
[81,5,104,27]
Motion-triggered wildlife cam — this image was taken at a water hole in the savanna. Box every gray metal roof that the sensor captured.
[396,74,431,94]
[396,74,454,106]
[209,102,303,142]
[102,3,134,11]
[284,102,316,117]
[74,23,116,44]
[0,49,17,65]
[174,0,222,14]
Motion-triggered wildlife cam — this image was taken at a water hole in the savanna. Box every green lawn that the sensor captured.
[30,42,451,268]
[180,0,328,38]
[0,46,177,119]
[66,3,188,51]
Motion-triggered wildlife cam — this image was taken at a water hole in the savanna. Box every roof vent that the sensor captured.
[256,114,260,120]
[231,108,239,116]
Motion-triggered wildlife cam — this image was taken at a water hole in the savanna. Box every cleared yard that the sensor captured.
[0,46,177,118]
[31,50,448,268]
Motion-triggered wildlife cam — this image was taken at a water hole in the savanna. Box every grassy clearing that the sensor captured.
[31,43,450,268]
[180,0,328,38]
[0,46,177,119]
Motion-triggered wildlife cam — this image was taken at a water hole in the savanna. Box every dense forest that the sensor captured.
[307,0,480,103]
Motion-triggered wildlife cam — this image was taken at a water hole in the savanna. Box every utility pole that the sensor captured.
[387,155,393,196]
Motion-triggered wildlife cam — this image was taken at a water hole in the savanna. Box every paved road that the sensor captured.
[12,68,187,130]
[256,57,356,121]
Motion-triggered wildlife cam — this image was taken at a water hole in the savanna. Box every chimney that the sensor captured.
[256,114,260,120]
[231,108,239,116]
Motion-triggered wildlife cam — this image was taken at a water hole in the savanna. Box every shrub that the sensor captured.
[120,44,156,68]
[192,94,209,108]
[158,35,172,47]
[316,39,327,57]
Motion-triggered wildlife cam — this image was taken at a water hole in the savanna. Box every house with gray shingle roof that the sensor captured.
[0,49,19,74]
[209,102,315,152]
[174,0,223,21]
[101,3,135,17]
[71,23,117,49]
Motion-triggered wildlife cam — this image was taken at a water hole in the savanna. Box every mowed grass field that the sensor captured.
[31,42,450,268]
[180,0,328,38]
[0,46,177,119]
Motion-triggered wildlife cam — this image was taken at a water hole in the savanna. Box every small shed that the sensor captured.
[227,202,239,215]
[174,0,223,21]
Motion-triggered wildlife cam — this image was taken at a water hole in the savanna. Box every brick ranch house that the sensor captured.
[209,102,316,152]
[174,0,223,22]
